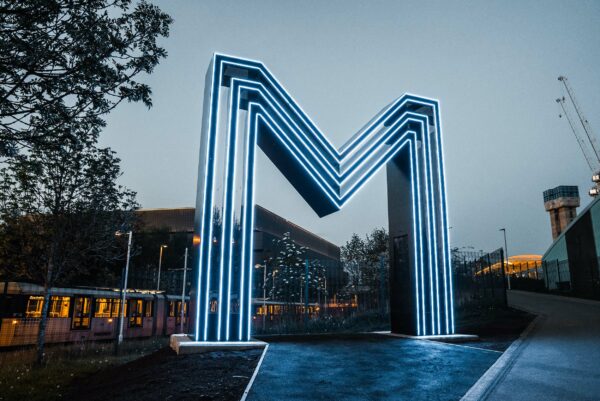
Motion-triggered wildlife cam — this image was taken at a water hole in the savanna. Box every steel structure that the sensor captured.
[191,54,454,341]
[557,76,600,197]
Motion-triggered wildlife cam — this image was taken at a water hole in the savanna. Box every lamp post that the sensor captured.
[180,248,188,333]
[255,262,267,331]
[115,230,132,348]
[499,228,511,290]
[157,244,167,291]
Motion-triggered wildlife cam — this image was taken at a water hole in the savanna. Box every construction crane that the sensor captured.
[556,75,600,197]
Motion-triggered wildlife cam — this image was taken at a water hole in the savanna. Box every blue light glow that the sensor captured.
[193,54,455,341]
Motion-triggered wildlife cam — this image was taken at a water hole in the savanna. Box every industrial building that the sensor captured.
[542,195,600,299]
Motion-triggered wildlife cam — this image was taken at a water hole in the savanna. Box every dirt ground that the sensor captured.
[453,306,535,351]
[66,347,262,401]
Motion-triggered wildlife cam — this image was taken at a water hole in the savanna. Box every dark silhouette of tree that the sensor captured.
[0,136,138,364]
[0,0,172,154]
[341,227,389,311]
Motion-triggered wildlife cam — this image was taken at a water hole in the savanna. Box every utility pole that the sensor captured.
[304,259,309,330]
[500,228,511,290]
[157,244,167,291]
[116,231,132,350]
[180,247,188,333]
[379,254,386,315]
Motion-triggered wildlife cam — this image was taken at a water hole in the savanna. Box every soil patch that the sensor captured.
[67,347,262,401]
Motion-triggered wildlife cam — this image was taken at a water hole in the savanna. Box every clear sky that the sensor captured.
[100,0,600,256]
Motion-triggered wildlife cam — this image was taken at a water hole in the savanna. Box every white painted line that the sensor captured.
[240,343,269,401]
[460,314,544,401]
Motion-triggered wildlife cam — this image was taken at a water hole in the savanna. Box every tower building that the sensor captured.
[543,185,580,240]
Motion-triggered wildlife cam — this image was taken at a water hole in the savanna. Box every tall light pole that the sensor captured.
[116,230,132,348]
[255,262,267,331]
[180,248,188,333]
[157,244,167,291]
[500,228,511,290]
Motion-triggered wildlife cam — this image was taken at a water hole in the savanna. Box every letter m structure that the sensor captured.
[191,54,454,342]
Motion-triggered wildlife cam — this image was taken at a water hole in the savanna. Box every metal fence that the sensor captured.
[452,248,507,311]
[252,256,389,335]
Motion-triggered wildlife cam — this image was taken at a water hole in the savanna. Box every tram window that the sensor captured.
[71,296,91,330]
[128,299,143,327]
[48,296,70,318]
[111,299,124,317]
[25,296,44,318]
[168,301,176,317]
[94,298,112,318]
[145,300,153,317]
[175,301,188,323]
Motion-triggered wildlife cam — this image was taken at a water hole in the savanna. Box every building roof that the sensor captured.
[136,206,340,259]
[254,205,340,260]
[136,207,195,233]
[543,185,579,202]
[508,254,542,263]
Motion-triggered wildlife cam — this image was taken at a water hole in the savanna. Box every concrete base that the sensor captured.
[169,334,268,355]
[373,331,479,343]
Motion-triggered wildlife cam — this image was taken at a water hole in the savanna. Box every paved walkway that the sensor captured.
[246,334,499,401]
[477,290,600,401]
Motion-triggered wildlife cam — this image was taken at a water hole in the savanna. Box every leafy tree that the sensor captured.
[267,232,306,306]
[263,233,325,321]
[340,227,389,311]
[0,136,138,364]
[0,0,172,154]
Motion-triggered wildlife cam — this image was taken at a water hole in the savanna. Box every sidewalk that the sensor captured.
[465,290,600,401]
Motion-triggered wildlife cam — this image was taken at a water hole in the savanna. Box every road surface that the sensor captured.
[481,290,600,401]
[246,334,499,401]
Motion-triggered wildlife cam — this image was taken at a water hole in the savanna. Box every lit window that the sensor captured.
[49,296,70,318]
[145,300,153,317]
[72,296,91,330]
[210,298,218,313]
[94,298,112,318]
[25,296,44,318]
[128,299,143,328]
[111,299,124,317]
[169,301,176,317]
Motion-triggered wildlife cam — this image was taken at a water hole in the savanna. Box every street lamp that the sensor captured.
[115,230,132,348]
[180,248,189,333]
[255,262,267,331]
[157,244,167,291]
[499,228,511,290]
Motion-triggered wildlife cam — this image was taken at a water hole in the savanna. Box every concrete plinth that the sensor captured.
[170,334,268,355]
[373,331,479,343]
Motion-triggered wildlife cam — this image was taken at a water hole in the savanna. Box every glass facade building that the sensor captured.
[542,196,600,298]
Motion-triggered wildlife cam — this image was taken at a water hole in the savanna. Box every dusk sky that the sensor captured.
[100,0,600,256]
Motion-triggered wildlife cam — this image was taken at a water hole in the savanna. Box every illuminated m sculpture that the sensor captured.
[191,54,454,342]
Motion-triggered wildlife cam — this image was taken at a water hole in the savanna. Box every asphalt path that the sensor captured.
[246,334,499,401]
[480,290,600,401]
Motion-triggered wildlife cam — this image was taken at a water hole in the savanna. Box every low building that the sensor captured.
[542,196,600,298]
[135,206,343,295]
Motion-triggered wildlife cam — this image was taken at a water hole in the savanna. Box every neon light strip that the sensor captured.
[194,54,454,341]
